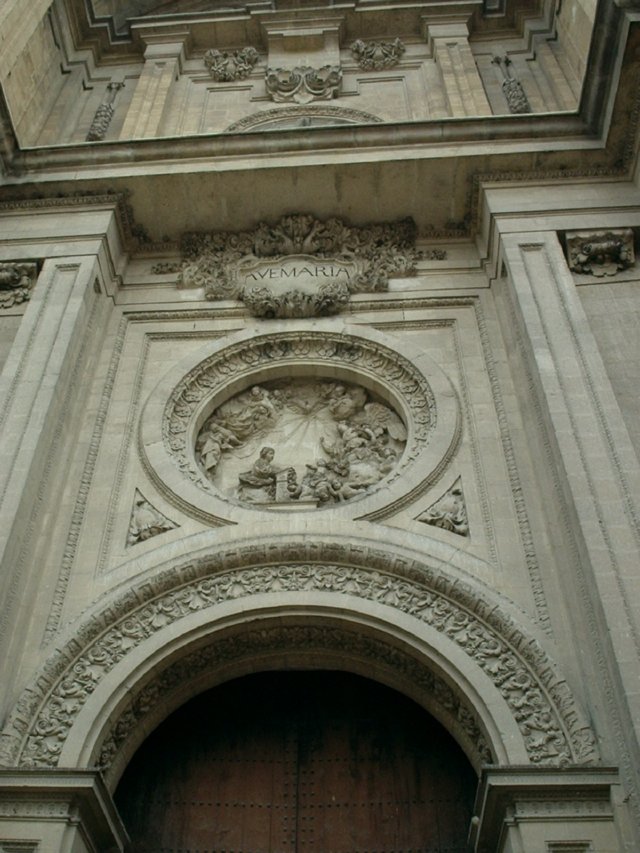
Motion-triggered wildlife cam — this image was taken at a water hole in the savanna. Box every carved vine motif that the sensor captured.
[126,490,178,546]
[417,477,469,536]
[196,379,407,506]
[351,38,406,71]
[178,213,420,315]
[0,262,38,309]
[97,625,493,773]
[204,47,259,81]
[0,549,598,770]
[566,228,635,276]
[161,332,436,497]
[265,66,342,104]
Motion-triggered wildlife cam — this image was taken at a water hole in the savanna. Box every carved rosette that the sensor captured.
[566,228,635,276]
[351,38,406,71]
[0,541,598,772]
[0,262,38,309]
[178,213,420,316]
[266,65,342,104]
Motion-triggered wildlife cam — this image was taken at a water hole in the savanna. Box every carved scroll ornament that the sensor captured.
[567,228,635,276]
[351,38,405,71]
[0,262,38,309]
[178,214,420,317]
[265,65,342,104]
[204,47,259,82]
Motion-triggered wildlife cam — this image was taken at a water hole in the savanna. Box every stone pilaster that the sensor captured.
[119,39,184,139]
[426,23,492,117]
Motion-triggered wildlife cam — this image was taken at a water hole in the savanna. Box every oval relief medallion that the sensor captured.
[196,379,408,506]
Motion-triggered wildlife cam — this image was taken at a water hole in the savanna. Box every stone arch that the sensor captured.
[0,533,599,790]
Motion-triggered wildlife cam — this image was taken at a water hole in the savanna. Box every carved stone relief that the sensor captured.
[0,542,598,771]
[178,214,420,317]
[126,490,178,546]
[204,47,259,82]
[86,82,124,141]
[566,228,635,276]
[265,66,342,104]
[417,477,469,536]
[351,38,405,71]
[154,331,447,518]
[492,56,531,114]
[0,262,38,309]
[195,379,407,506]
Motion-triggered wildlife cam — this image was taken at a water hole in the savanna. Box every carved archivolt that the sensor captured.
[0,539,598,775]
[141,326,460,521]
[224,105,383,133]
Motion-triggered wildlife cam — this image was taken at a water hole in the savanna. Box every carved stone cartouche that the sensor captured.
[417,477,469,536]
[265,66,342,104]
[204,46,259,82]
[195,379,408,506]
[567,228,635,276]
[351,38,405,71]
[0,262,38,308]
[178,213,420,316]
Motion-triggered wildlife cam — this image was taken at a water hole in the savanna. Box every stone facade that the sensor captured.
[0,0,639,850]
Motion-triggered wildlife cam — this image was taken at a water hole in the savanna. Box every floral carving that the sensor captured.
[195,379,408,506]
[265,65,342,104]
[491,56,531,114]
[0,262,38,309]
[0,547,597,770]
[351,38,405,71]
[566,228,635,276]
[417,477,469,536]
[204,47,259,81]
[161,332,436,498]
[126,490,178,546]
[86,82,124,141]
[178,213,419,314]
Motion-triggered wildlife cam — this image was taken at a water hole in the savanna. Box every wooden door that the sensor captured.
[116,671,476,852]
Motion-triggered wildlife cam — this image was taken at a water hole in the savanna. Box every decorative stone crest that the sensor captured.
[195,379,408,506]
[0,541,598,771]
[178,214,419,317]
[492,56,531,115]
[126,490,178,546]
[0,262,38,309]
[417,477,469,536]
[351,38,405,71]
[204,47,259,81]
[265,66,342,104]
[566,228,635,276]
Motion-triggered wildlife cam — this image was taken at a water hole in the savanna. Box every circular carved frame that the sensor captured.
[0,532,599,788]
[140,323,461,523]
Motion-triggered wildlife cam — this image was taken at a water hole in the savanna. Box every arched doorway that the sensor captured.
[115,671,477,852]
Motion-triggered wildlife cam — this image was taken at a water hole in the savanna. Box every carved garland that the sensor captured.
[160,332,436,497]
[97,625,493,775]
[0,544,598,771]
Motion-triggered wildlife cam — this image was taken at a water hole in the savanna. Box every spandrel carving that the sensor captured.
[195,379,407,506]
[417,477,469,536]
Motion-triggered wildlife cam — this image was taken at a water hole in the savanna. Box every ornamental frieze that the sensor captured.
[176,214,421,318]
[0,542,598,771]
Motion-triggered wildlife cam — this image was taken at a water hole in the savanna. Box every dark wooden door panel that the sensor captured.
[116,671,476,852]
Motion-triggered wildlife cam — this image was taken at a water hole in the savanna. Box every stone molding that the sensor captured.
[224,105,383,133]
[140,326,460,522]
[0,537,598,775]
